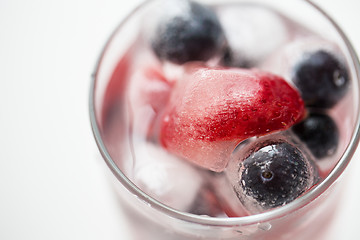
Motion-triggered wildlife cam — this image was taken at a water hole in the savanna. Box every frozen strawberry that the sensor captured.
[159,65,305,172]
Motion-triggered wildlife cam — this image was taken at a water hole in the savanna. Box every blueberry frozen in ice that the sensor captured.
[292,50,349,108]
[150,0,226,64]
[292,112,339,159]
[227,140,318,213]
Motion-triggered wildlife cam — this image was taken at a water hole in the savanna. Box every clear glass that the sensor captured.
[89,0,360,239]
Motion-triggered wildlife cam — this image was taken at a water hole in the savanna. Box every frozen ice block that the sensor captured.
[128,142,204,211]
[159,65,305,172]
[217,5,289,67]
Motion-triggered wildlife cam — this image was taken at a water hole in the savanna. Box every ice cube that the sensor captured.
[159,64,305,172]
[216,4,290,67]
[127,49,172,140]
[126,142,204,212]
[225,133,319,214]
[259,37,346,83]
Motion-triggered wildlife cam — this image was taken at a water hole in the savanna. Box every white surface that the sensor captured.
[0,0,360,239]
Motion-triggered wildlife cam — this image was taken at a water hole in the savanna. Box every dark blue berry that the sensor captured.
[240,141,313,209]
[151,0,226,64]
[292,50,349,108]
[292,112,339,159]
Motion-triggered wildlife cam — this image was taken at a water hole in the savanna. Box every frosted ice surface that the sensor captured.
[142,0,191,37]
[217,5,289,67]
[129,142,204,211]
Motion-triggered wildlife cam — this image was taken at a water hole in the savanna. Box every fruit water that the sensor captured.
[92,0,359,238]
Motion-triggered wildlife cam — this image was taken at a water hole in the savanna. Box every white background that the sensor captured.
[0,0,360,239]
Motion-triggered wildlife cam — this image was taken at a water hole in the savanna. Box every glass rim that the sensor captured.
[89,0,360,227]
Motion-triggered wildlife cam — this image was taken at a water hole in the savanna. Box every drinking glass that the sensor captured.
[89,0,360,239]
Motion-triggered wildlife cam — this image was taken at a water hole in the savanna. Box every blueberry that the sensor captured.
[151,0,226,64]
[292,50,349,108]
[292,112,339,159]
[239,141,313,209]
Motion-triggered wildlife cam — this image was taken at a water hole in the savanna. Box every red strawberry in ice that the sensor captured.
[159,65,305,172]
